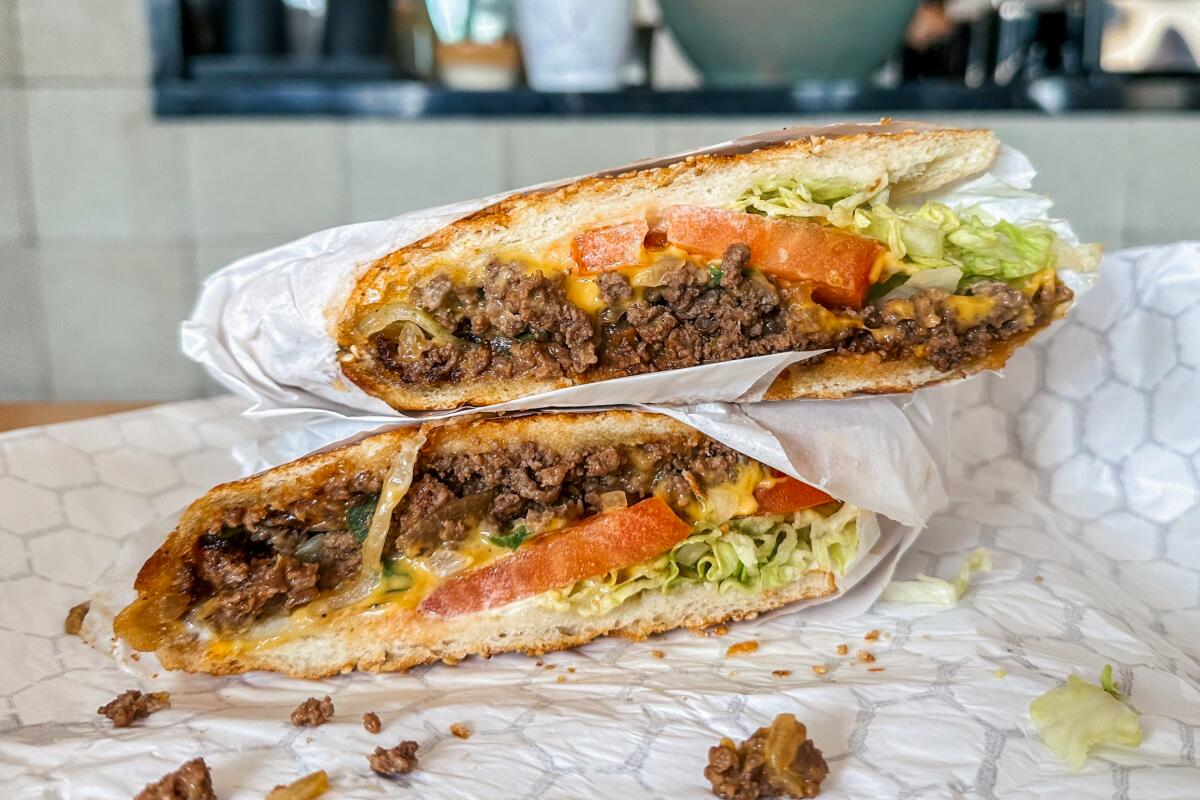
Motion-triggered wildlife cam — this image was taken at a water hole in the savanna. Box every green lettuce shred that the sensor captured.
[536,503,860,618]
[731,177,1070,281]
[879,547,992,606]
[1030,666,1142,771]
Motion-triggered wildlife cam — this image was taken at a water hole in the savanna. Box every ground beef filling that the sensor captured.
[187,438,744,632]
[368,245,1070,385]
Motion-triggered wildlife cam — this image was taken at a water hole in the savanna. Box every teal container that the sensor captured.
[659,0,920,85]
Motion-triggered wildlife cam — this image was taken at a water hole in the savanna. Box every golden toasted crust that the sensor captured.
[150,569,836,678]
[336,126,1003,410]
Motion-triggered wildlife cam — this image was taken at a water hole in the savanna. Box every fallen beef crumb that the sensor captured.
[705,713,828,799]
[64,601,90,635]
[835,644,847,656]
[856,650,875,664]
[811,665,827,676]
[772,670,792,679]
[135,757,215,800]
[726,641,760,658]
[863,630,880,642]
[650,650,665,659]
[369,741,419,778]
[362,712,382,734]
[97,689,170,728]
[290,696,334,727]
[449,722,471,740]
[555,675,567,684]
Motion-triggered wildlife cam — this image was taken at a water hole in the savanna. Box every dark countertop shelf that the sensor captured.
[153,76,1200,117]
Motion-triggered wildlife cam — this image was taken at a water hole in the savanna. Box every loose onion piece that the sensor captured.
[265,770,330,800]
[354,303,458,343]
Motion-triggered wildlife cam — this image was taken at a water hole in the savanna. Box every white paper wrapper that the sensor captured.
[0,244,1197,797]
[182,122,1092,423]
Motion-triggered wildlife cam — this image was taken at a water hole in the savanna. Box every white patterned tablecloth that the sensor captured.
[0,245,1198,798]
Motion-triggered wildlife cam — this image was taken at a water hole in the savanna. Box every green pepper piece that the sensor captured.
[488,525,532,550]
[347,493,380,543]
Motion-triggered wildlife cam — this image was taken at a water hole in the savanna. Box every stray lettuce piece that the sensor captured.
[347,494,380,543]
[489,525,532,550]
[880,548,992,606]
[1099,664,1120,699]
[1030,669,1142,771]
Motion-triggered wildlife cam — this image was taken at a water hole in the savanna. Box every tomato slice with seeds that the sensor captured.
[419,496,692,618]
[662,205,884,308]
[570,220,650,274]
[753,474,837,515]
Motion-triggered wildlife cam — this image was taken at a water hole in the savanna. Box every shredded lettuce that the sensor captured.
[1030,667,1142,771]
[880,548,992,606]
[536,504,861,618]
[731,177,1074,282]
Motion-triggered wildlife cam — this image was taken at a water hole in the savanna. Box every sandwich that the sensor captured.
[115,411,870,677]
[336,126,1096,411]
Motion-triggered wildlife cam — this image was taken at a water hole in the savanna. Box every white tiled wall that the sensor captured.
[1,1,1198,402]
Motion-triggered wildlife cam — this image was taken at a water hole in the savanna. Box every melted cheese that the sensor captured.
[945,294,997,329]
[677,462,765,525]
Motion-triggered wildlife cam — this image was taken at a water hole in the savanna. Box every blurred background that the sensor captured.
[1,0,1199,405]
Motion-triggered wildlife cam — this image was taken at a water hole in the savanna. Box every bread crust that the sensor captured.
[115,410,843,677]
[336,126,1007,410]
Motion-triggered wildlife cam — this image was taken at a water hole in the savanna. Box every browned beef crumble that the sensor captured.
[705,714,828,799]
[369,741,419,777]
[290,695,335,727]
[363,711,382,734]
[64,600,90,635]
[186,437,744,632]
[97,689,170,728]
[367,245,1070,386]
[135,757,216,800]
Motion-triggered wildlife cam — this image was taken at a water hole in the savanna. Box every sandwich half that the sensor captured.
[336,125,1095,410]
[115,411,867,677]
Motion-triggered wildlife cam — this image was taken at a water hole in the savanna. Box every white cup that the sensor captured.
[515,0,633,91]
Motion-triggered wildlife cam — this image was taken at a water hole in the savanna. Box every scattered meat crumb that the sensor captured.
[135,757,214,800]
[535,660,545,666]
[442,655,459,666]
[704,713,827,799]
[857,650,876,664]
[97,689,170,728]
[835,644,848,656]
[994,668,1008,678]
[64,601,90,635]
[863,629,880,642]
[1034,575,1044,583]
[362,712,382,734]
[555,675,567,684]
[867,667,886,673]
[544,663,557,670]
[811,665,828,676]
[450,722,471,740]
[712,626,729,637]
[726,641,760,657]
[131,653,141,661]
[266,769,330,800]
[369,741,419,778]
[567,667,576,673]
[290,696,334,727]
[650,650,665,659]
[772,670,792,679]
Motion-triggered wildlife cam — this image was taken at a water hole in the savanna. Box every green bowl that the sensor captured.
[659,0,920,85]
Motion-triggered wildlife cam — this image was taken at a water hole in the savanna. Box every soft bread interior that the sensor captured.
[156,564,836,678]
[338,127,1002,410]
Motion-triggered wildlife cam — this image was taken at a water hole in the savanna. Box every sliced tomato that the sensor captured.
[662,205,884,308]
[419,496,691,618]
[571,220,650,274]
[754,474,837,515]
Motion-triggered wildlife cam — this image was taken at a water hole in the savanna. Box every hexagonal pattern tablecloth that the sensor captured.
[0,245,1197,798]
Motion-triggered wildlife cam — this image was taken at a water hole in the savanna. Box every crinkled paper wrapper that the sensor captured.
[1,245,1198,797]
